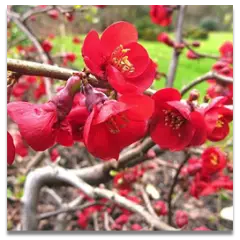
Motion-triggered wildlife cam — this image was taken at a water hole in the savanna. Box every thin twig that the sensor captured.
[167,5,186,87]
[38,201,101,220]
[139,185,159,218]
[8,11,53,99]
[183,40,220,60]
[180,71,233,96]
[104,212,111,231]
[167,152,190,225]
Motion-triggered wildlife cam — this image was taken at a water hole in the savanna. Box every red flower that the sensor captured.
[181,157,202,176]
[190,173,209,198]
[207,83,233,104]
[48,34,55,40]
[7,132,15,165]
[219,41,233,64]
[131,223,142,231]
[82,21,156,94]
[150,88,207,151]
[50,148,59,162]
[95,5,106,8]
[111,214,129,229]
[47,9,59,19]
[153,201,168,216]
[66,93,89,142]
[12,82,29,99]
[186,50,200,60]
[83,93,154,160]
[65,12,74,22]
[113,166,144,190]
[175,210,189,228]
[72,36,81,44]
[201,147,227,176]
[202,97,233,141]
[13,133,28,157]
[7,101,72,151]
[192,41,200,47]
[157,32,174,47]
[77,212,88,229]
[64,52,77,62]
[150,5,172,26]
[42,40,53,53]
[193,226,210,231]
[7,76,81,151]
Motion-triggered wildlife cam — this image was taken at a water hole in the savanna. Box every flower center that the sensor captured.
[162,109,185,131]
[216,115,224,128]
[111,45,135,74]
[105,113,129,134]
[210,153,219,165]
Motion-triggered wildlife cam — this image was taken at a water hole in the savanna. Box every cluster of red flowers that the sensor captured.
[181,147,232,198]
[7,22,233,166]
[207,41,233,104]
[150,5,173,26]
[10,75,46,101]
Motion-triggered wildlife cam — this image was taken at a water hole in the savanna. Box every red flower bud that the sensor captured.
[82,84,108,112]
[154,201,168,216]
[42,40,53,53]
[175,210,188,228]
[131,223,142,231]
[7,132,15,165]
[192,41,200,47]
[188,89,200,102]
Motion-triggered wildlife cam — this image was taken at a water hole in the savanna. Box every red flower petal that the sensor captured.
[7,102,57,151]
[101,21,138,56]
[189,111,207,146]
[121,42,149,78]
[119,94,154,120]
[107,65,139,94]
[152,88,181,104]
[128,60,156,92]
[7,132,15,165]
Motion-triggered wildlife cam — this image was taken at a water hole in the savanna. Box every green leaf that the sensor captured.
[7,188,13,198]
[109,170,119,177]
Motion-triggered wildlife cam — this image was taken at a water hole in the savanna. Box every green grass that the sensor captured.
[52,32,232,97]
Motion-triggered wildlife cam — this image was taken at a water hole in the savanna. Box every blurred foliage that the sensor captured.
[200,17,219,31]
[184,27,209,40]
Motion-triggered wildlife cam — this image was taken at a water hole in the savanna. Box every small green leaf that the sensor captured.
[109,170,118,177]
[7,188,13,198]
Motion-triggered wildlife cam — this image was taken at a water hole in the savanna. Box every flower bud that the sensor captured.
[175,210,189,228]
[192,41,200,47]
[51,75,81,120]
[188,89,200,102]
[82,83,108,112]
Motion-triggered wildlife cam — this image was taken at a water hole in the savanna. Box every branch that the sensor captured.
[167,5,186,87]
[167,152,190,225]
[21,5,54,22]
[7,58,110,89]
[180,71,233,96]
[139,185,158,218]
[8,11,53,99]
[38,201,102,220]
[183,40,220,60]
[22,165,177,231]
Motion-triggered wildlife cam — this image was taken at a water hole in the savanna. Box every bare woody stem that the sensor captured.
[8,11,53,99]
[183,40,220,60]
[7,58,233,97]
[167,152,190,225]
[180,71,233,96]
[22,165,177,231]
[167,5,186,87]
